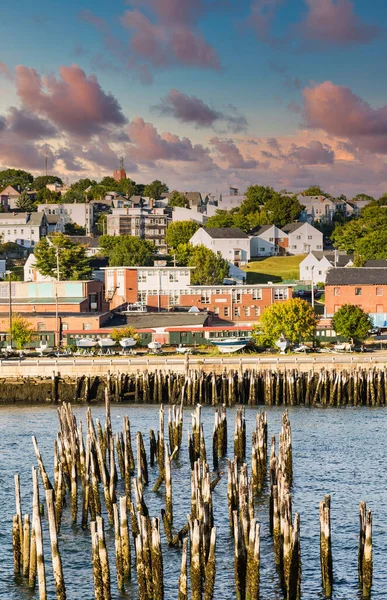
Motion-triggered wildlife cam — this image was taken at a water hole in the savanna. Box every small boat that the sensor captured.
[97,338,116,348]
[275,335,290,354]
[211,338,250,354]
[176,344,193,354]
[35,341,52,356]
[148,341,162,351]
[76,338,98,348]
[119,338,137,348]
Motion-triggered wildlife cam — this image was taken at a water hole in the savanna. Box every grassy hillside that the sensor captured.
[243,255,306,284]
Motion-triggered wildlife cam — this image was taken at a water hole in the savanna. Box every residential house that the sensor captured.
[325,268,387,327]
[190,227,250,266]
[299,252,354,283]
[0,212,47,248]
[37,203,93,234]
[250,222,323,257]
[250,225,289,257]
[298,195,337,223]
[104,265,294,325]
[106,207,170,254]
[0,185,20,210]
[24,250,107,284]
[347,199,372,216]
[171,206,208,225]
[66,236,102,256]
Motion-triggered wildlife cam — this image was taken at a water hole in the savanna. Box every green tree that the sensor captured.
[33,175,63,190]
[143,180,169,200]
[354,193,374,202]
[111,326,139,343]
[332,304,372,343]
[301,185,330,197]
[34,233,91,280]
[35,188,62,204]
[239,185,277,215]
[96,213,107,235]
[86,184,108,201]
[176,243,229,285]
[16,191,35,212]
[99,176,119,189]
[116,178,137,197]
[252,298,317,347]
[0,169,34,191]
[263,194,304,227]
[64,223,86,236]
[63,189,86,203]
[99,235,154,266]
[9,315,35,350]
[330,220,364,253]
[206,210,236,229]
[71,178,96,192]
[165,221,199,250]
[168,191,189,208]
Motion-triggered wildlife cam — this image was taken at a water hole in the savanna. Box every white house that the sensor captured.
[282,222,323,254]
[189,227,250,266]
[23,254,54,282]
[250,222,323,257]
[298,195,337,223]
[250,225,288,257]
[0,212,48,248]
[37,203,93,234]
[172,206,208,225]
[299,252,354,284]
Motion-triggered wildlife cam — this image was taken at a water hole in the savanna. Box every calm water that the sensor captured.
[0,404,386,599]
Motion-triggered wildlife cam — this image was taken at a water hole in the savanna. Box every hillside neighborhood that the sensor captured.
[0,167,384,352]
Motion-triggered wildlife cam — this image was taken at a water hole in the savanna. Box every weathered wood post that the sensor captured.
[319,495,333,597]
[45,489,66,600]
[359,502,372,598]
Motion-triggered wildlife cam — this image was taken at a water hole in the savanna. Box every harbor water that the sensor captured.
[1,404,386,599]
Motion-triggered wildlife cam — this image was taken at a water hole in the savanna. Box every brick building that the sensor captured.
[104,266,294,325]
[106,208,170,254]
[325,268,387,327]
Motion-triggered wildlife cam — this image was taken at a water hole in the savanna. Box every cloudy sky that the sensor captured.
[0,0,386,196]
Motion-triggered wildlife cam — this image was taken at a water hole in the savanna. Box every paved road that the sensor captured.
[0,353,384,368]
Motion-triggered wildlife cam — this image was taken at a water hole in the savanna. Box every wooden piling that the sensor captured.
[319,495,333,597]
[45,489,66,600]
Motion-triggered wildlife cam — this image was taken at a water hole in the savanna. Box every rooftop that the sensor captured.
[122,312,209,329]
[309,251,354,266]
[282,222,304,233]
[203,227,249,239]
[326,268,387,286]
[68,236,101,247]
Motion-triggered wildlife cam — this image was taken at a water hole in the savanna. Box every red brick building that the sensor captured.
[325,268,387,327]
[105,266,294,325]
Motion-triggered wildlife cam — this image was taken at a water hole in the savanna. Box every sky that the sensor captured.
[0,0,387,197]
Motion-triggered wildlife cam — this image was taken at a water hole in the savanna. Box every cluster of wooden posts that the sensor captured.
[12,397,374,599]
[72,366,387,406]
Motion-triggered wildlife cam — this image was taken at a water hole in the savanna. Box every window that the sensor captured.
[355,288,362,296]
[21,229,23,234]
[201,291,211,304]
[169,294,180,305]
[318,270,322,276]
[274,288,288,300]
[269,237,274,242]
[138,291,147,303]
[37,322,46,331]
[316,245,322,249]
[252,289,262,300]
[308,235,313,240]
[169,273,177,282]
[334,287,340,296]
[83,322,92,330]
[62,323,69,331]
[376,287,383,296]
[305,266,309,271]
[255,307,260,317]
[292,245,297,249]
[234,306,240,317]
[138,273,147,282]
[244,306,250,317]
[260,247,265,252]
[296,235,301,240]
[224,307,230,317]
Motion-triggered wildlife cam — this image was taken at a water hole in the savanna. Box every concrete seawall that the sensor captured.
[0,354,384,378]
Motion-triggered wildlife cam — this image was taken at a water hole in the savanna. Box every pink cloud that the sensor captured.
[288,140,335,165]
[0,61,12,80]
[7,107,57,140]
[301,0,380,44]
[128,0,204,26]
[15,64,127,138]
[303,81,387,153]
[153,89,247,132]
[127,117,212,163]
[210,137,258,169]
[121,10,220,70]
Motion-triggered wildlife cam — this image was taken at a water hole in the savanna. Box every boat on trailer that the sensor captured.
[76,338,98,348]
[97,338,115,348]
[210,338,250,354]
[119,338,137,348]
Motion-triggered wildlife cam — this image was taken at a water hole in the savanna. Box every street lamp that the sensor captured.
[5,269,12,350]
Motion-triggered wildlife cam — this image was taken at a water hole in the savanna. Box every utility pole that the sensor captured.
[311,266,315,309]
[5,270,12,350]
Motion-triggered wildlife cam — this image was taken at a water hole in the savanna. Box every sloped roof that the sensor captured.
[326,268,387,286]
[68,236,101,247]
[253,225,273,236]
[364,260,387,267]
[0,212,45,225]
[310,251,353,266]
[204,227,249,239]
[282,222,304,233]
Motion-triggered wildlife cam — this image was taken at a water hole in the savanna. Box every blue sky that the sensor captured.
[0,0,386,196]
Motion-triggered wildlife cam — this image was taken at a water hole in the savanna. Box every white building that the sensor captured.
[37,203,93,234]
[0,212,48,248]
[0,260,6,280]
[24,254,54,282]
[172,206,208,225]
[189,227,251,266]
[299,252,354,283]
[250,222,323,257]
